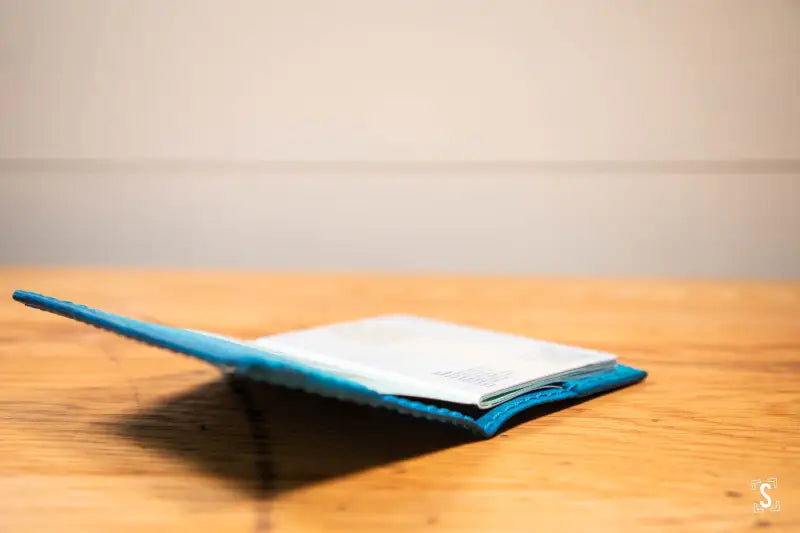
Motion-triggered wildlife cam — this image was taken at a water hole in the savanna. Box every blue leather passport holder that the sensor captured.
[13,290,647,438]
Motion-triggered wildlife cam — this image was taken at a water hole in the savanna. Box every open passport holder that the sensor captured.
[13,290,647,439]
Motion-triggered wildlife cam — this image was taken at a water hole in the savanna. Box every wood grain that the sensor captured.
[1,268,798,532]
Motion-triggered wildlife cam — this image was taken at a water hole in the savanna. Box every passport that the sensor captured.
[12,290,647,437]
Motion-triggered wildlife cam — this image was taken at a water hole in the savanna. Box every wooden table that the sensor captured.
[1,269,798,532]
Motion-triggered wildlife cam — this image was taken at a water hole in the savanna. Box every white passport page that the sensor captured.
[245,315,616,408]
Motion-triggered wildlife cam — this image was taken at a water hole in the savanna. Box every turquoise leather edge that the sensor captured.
[12,290,647,438]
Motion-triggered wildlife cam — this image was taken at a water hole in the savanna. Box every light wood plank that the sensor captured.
[1,269,798,532]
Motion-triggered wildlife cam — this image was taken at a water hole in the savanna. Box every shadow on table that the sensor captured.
[108,376,477,497]
[108,375,597,498]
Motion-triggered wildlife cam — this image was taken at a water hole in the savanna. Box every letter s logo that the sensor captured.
[759,483,773,509]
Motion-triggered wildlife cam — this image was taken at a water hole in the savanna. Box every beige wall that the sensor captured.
[1,1,798,276]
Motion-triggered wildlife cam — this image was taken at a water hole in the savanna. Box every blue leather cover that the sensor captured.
[12,290,647,438]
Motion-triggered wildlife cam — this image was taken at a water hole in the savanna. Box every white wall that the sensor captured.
[1,1,798,276]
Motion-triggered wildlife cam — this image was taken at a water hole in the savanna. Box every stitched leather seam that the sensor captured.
[485,368,638,422]
[478,366,644,431]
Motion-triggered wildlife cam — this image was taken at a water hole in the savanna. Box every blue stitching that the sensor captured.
[476,365,647,434]
[480,366,644,425]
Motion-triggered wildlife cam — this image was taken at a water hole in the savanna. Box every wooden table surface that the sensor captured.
[1,269,798,532]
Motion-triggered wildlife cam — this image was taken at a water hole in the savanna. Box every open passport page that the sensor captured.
[202,314,617,409]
